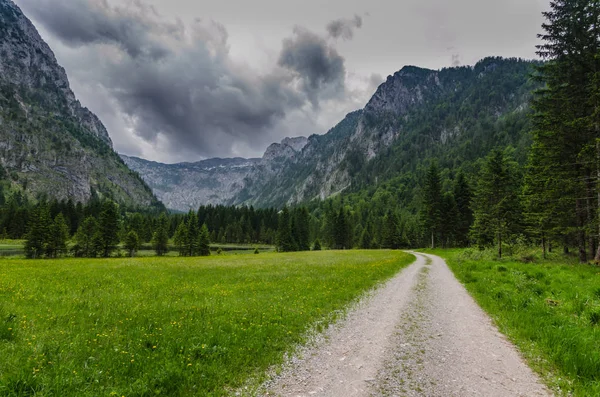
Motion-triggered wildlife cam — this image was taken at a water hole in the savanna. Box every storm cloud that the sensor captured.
[326,15,363,40]
[279,27,346,106]
[17,0,363,160]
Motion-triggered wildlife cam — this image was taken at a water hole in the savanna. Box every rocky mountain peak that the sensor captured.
[0,0,112,146]
[364,65,442,117]
[263,136,308,162]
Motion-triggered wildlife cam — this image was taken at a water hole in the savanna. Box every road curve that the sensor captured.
[262,252,552,397]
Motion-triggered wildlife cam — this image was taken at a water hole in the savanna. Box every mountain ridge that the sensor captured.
[0,0,160,207]
[127,57,539,210]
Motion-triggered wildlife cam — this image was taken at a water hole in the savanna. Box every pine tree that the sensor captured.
[421,162,443,248]
[382,210,402,249]
[529,0,600,262]
[333,207,352,249]
[98,201,120,258]
[277,207,296,252]
[185,211,199,256]
[73,217,99,257]
[198,223,211,256]
[173,222,188,256]
[47,213,69,258]
[124,230,140,257]
[453,172,473,247]
[472,150,522,258]
[293,207,311,251]
[24,205,51,259]
[313,238,322,251]
[152,214,169,256]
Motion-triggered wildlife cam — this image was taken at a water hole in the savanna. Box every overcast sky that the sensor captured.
[15,0,550,163]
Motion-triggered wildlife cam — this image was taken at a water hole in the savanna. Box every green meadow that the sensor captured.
[0,250,413,396]
[432,249,600,396]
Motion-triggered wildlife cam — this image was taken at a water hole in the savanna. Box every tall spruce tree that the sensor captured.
[453,172,473,247]
[24,205,51,259]
[152,213,169,256]
[47,213,69,258]
[382,210,402,249]
[276,207,295,252]
[98,201,120,258]
[185,211,200,256]
[293,207,311,251]
[173,222,188,256]
[73,216,99,257]
[421,163,443,248]
[528,0,600,262]
[198,223,211,256]
[472,149,522,258]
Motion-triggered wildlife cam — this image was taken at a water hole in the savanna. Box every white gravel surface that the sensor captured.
[262,252,552,397]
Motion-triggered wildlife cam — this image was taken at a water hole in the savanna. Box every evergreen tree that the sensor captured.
[98,201,120,258]
[185,211,199,256]
[293,207,311,251]
[472,150,522,258]
[421,163,443,248]
[313,238,322,251]
[47,213,69,258]
[439,192,459,248]
[24,205,51,259]
[73,217,99,258]
[382,210,402,249]
[359,228,372,249]
[198,223,211,256]
[453,172,473,247]
[277,207,296,252]
[173,222,188,256]
[333,207,352,249]
[528,0,600,262]
[152,214,169,256]
[124,230,140,257]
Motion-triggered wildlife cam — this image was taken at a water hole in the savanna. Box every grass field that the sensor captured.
[430,248,600,396]
[0,250,413,396]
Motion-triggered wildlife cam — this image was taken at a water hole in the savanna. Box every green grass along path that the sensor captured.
[0,250,412,396]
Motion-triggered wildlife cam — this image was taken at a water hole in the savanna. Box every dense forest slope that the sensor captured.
[130,57,539,210]
[0,0,160,207]
[245,57,539,209]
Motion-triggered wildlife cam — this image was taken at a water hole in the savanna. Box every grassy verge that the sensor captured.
[0,250,413,396]
[428,248,600,396]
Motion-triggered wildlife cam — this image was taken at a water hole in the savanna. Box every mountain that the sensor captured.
[121,156,260,212]
[121,136,309,212]
[127,57,539,210]
[0,0,160,207]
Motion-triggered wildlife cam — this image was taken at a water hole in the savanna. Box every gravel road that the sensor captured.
[262,252,552,397]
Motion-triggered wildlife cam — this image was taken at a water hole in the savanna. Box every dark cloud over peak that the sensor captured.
[19,0,184,60]
[326,14,363,40]
[279,27,346,106]
[16,0,364,160]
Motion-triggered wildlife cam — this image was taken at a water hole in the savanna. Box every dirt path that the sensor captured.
[262,252,552,397]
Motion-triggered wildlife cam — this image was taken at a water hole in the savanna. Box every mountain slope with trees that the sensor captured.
[0,0,161,208]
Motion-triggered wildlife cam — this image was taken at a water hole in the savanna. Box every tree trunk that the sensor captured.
[595,140,600,263]
[498,231,502,259]
[542,233,547,260]
[577,199,587,263]
[586,173,596,259]
[431,230,435,249]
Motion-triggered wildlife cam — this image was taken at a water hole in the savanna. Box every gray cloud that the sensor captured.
[279,27,346,106]
[326,15,363,40]
[19,0,184,60]
[17,0,364,159]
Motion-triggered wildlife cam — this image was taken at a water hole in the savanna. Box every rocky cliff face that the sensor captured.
[0,0,160,207]
[121,156,260,211]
